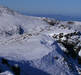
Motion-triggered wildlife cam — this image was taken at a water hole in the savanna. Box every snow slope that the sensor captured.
[0,6,81,75]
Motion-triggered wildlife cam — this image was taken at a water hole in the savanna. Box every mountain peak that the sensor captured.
[0,5,18,16]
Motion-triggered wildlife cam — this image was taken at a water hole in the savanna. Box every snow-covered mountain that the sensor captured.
[0,6,81,75]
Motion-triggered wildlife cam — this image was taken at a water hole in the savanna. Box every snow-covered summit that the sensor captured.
[0,5,19,16]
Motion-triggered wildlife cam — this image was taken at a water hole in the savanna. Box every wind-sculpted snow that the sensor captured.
[0,6,81,75]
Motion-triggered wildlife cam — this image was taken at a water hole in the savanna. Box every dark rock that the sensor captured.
[67,21,74,24]
[18,26,24,35]
[78,56,81,64]
[11,64,20,75]
[1,58,9,66]
[54,56,59,60]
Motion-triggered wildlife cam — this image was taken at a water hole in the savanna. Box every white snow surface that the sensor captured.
[0,35,54,61]
[0,71,14,75]
[0,6,81,75]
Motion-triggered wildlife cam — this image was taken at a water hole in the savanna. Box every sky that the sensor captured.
[0,0,81,16]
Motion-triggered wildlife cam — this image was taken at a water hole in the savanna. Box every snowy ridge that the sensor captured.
[0,6,81,75]
[0,5,19,16]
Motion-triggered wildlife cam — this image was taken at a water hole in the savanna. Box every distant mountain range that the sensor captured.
[21,12,81,21]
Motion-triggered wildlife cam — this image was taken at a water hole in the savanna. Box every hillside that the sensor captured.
[0,6,81,75]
